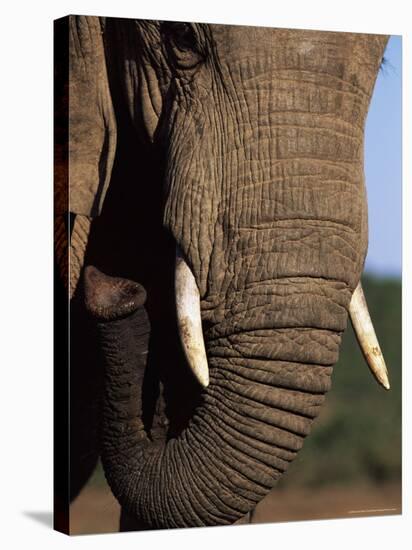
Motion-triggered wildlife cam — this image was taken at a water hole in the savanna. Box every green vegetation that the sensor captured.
[281,275,402,488]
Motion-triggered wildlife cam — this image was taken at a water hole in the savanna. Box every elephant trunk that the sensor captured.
[85,265,341,529]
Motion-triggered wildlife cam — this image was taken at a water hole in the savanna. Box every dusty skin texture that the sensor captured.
[63,16,388,530]
[55,17,116,295]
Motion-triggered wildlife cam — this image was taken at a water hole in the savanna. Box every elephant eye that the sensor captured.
[161,22,205,71]
[167,22,197,50]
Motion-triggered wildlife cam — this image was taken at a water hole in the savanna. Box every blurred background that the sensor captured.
[70,35,402,533]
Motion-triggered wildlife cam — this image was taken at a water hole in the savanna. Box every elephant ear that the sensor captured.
[54,15,117,298]
[103,18,171,144]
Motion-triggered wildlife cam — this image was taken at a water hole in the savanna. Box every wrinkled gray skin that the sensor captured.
[64,16,388,530]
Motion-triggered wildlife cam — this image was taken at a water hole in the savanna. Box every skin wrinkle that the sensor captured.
[190,414,270,501]
[270,75,370,105]
[155,416,184,520]
[203,406,312,460]
[204,404,292,471]
[170,438,214,525]
[206,380,313,438]
[206,94,224,274]
[165,87,218,285]
[204,383,309,452]
[163,440,201,526]
[143,62,163,117]
[157,439,180,524]
[174,433,213,526]
[211,359,334,394]
[209,337,339,367]
[232,69,371,99]
[176,436,237,526]
[209,371,325,417]
[209,417,306,474]
[68,16,117,220]
[179,428,226,518]
[224,282,350,312]
[210,376,318,418]
[214,361,330,403]
[237,220,357,237]
[183,430,245,520]
[197,413,280,490]
[181,416,260,509]
[207,303,348,340]
[238,174,360,192]
[77,21,389,529]
[226,294,344,322]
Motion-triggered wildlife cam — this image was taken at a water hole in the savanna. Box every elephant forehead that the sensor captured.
[209,23,278,52]
[209,25,344,61]
[208,25,386,94]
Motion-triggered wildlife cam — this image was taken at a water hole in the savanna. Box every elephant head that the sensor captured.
[62,16,390,528]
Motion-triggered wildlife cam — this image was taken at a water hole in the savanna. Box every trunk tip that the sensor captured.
[84,265,146,321]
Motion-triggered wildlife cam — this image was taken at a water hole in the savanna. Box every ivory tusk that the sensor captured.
[349,282,390,390]
[175,246,209,388]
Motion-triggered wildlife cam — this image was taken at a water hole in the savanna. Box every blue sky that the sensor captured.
[364,35,402,277]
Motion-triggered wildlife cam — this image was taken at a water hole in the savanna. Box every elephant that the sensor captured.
[55,15,391,530]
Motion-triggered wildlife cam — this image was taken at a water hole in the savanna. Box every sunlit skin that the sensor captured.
[63,16,388,529]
